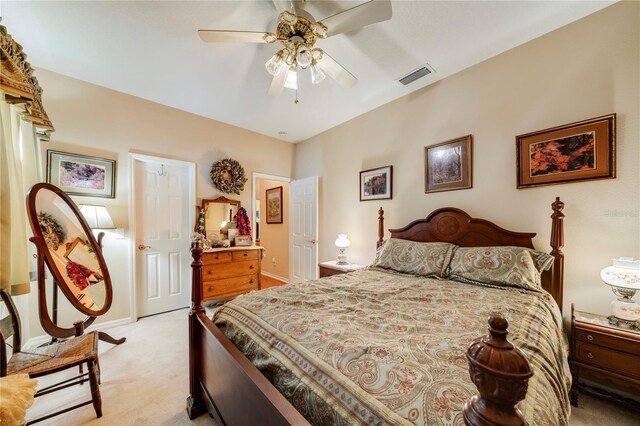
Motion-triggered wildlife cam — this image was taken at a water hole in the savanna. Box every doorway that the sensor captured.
[252,173,290,286]
[129,153,195,318]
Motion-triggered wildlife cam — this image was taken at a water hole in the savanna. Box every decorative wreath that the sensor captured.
[210,158,247,195]
[37,212,66,251]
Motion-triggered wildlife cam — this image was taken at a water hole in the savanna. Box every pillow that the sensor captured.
[373,238,456,278]
[448,246,554,291]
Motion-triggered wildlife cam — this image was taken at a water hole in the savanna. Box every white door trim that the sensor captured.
[251,172,291,244]
[128,152,196,320]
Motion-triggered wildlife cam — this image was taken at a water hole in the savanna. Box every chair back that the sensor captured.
[0,289,22,377]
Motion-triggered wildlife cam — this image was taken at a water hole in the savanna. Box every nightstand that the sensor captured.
[318,261,364,278]
[570,304,640,407]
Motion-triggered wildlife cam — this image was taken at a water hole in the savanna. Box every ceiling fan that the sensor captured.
[198,0,392,96]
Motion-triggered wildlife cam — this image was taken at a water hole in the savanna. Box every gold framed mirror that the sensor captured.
[201,196,240,241]
[27,183,113,318]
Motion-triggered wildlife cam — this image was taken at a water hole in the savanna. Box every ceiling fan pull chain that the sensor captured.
[294,89,300,105]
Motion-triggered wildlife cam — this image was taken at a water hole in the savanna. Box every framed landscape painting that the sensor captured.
[47,150,116,198]
[266,186,283,224]
[425,135,472,193]
[516,114,616,188]
[360,165,392,201]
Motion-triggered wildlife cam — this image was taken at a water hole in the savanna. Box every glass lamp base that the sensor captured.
[336,248,348,265]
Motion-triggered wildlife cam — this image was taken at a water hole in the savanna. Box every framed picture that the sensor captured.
[516,114,616,188]
[266,186,283,224]
[425,135,473,193]
[47,150,116,198]
[235,235,252,246]
[360,165,393,201]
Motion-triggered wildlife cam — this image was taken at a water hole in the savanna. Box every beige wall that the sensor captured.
[257,179,289,280]
[295,2,640,318]
[30,69,294,338]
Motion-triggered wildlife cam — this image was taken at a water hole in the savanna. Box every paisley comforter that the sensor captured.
[213,268,571,425]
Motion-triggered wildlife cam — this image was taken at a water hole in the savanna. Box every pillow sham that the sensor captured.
[448,246,554,291]
[373,238,455,278]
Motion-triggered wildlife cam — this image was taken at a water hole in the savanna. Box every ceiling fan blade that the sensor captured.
[272,0,294,14]
[268,67,288,96]
[317,53,358,89]
[318,0,392,37]
[198,30,273,43]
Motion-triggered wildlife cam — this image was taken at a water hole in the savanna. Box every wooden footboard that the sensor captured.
[187,199,565,425]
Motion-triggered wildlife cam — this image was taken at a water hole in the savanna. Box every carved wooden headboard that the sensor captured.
[376,198,565,310]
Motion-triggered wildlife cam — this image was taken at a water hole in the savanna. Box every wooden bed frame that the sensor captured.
[187,198,566,425]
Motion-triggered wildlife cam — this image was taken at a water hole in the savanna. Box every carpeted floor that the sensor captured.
[25,309,639,425]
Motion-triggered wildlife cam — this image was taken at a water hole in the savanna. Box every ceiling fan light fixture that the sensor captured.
[310,62,326,85]
[284,67,298,90]
[296,47,313,69]
[265,52,285,76]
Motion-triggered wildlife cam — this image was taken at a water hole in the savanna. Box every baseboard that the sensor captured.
[25,316,133,349]
[261,271,289,284]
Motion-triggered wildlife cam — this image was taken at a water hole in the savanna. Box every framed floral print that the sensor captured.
[47,150,116,198]
[516,114,616,188]
[424,135,473,193]
[266,186,283,224]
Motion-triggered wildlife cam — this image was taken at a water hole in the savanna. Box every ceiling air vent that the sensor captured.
[398,64,433,86]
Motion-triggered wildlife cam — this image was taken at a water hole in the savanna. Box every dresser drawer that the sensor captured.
[203,274,259,300]
[575,328,640,354]
[203,259,259,281]
[575,341,640,379]
[232,250,259,261]
[202,252,233,264]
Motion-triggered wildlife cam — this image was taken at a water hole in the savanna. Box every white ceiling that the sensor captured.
[2,1,614,142]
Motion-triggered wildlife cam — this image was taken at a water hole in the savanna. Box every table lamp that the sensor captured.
[600,257,640,328]
[335,234,350,265]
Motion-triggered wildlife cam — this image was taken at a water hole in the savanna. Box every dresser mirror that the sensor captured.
[27,183,112,318]
[202,196,240,241]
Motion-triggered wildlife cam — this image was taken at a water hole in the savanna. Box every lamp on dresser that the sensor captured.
[334,233,350,265]
[601,257,640,328]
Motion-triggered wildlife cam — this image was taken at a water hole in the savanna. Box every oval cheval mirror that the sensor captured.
[27,183,123,343]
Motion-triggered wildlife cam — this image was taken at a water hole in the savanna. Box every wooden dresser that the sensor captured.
[570,304,640,406]
[201,247,264,301]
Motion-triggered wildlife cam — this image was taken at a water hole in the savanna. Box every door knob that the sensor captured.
[138,244,151,251]
[309,240,318,244]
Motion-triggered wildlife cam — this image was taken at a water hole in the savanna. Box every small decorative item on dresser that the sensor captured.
[601,257,640,328]
[569,305,640,408]
[235,235,252,246]
[319,260,364,278]
[334,234,351,265]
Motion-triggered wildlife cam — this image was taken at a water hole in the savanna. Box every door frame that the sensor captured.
[128,153,196,320]
[251,172,291,281]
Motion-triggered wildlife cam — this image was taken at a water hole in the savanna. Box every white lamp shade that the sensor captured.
[335,234,351,249]
[79,205,115,229]
[601,257,640,290]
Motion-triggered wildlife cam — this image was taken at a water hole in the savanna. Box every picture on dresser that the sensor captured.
[360,165,392,201]
[517,114,616,188]
[47,150,116,198]
[424,135,472,193]
[266,186,283,224]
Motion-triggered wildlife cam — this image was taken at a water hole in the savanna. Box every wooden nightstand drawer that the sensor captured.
[203,274,259,300]
[232,250,259,261]
[319,267,344,278]
[575,328,640,354]
[575,341,640,379]
[203,252,233,264]
[203,260,259,281]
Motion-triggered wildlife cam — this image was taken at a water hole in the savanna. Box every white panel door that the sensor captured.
[135,161,191,317]
[289,176,318,284]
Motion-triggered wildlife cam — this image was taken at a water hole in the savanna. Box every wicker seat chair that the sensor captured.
[0,289,102,424]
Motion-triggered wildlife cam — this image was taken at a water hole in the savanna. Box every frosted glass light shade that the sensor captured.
[79,205,115,229]
[265,52,284,76]
[284,67,298,90]
[335,234,351,248]
[310,62,325,85]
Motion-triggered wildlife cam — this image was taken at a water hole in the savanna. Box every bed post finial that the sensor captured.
[550,197,565,310]
[377,207,384,248]
[464,316,533,426]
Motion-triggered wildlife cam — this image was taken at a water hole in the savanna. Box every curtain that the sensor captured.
[0,99,40,295]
